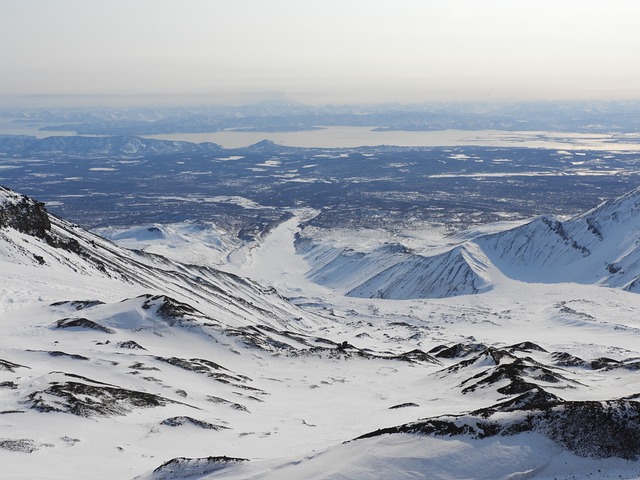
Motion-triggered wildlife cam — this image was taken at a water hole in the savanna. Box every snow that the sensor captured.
[255,159,281,167]
[2,185,640,479]
[233,213,317,287]
[95,221,238,267]
[288,188,640,300]
[135,434,640,480]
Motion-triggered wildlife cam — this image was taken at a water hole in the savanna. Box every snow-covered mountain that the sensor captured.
[296,187,640,300]
[479,187,640,291]
[0,186,320,332]
[3,185,640,480]
[347,243,492,300]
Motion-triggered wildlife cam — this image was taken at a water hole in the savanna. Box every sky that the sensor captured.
[1,0,640,106]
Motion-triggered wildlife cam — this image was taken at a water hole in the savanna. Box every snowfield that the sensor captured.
[2,185,640,479]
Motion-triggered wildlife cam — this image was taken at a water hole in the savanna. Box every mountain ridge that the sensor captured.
[297,186,640,299]
[0,134,225,158]
[0,185,321,332]
[3,185,640,479]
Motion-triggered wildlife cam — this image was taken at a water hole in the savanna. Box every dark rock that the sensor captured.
[44,351,90,361]
[481,387,563,413]
[0,438,50,453]
[0,186,51,239]
[607,263,622,274]
[551,351,587,367]
[206,396,249,412]
[25,381,177,417]
[156,356,227,374]
[507,341,548,353]
[358,399,640,460]
[141,294,201,320]
[117,341,146,350]
[155,356,259,392]
[389,402,419,410]
[442,348,518,375]
[429,343,486,359]
[50,300,105,310]
[396,349,441,365]
[161,416,229,430]
[151,456,247,480]
[591,357,622,370]
[460,358,574,395]
[223,325,299,353]
[0,358,29,372]
[128,362,160,372]
[541,217,590,257]
[621,360,640,371]
[45,236,82,254]
[54,317,115,334]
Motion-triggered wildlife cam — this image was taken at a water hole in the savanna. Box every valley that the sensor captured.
[5,0,640,477]
[1,134,640,479]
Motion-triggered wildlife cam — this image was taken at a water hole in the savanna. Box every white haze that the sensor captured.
[1,0,640,106]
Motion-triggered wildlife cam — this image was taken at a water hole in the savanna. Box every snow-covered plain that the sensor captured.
[2,186,640,479]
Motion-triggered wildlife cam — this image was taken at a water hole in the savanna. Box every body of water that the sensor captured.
[2,119,640,151]
[143,127,640,151]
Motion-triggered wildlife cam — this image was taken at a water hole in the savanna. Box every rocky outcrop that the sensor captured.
[359,398,640,460]
[151,456,247,480]
[0,186,51,239]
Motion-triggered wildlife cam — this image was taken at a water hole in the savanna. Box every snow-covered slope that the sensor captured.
[0,186,317,332]
[347,243,492,299]
[479,187,640,290]
[296,238,411,293]
[296,187,640,300]
[94,221,240,268]
[3,186,640,479]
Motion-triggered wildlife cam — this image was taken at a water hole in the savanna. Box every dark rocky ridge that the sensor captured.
[0,185,84,255]
[358,398,640,460]
[25,380,183,417]
[0,186,51,239]
[160,416,229,430]
[358,342,640,461]
[151,456,248,480]
[54,317,116,334]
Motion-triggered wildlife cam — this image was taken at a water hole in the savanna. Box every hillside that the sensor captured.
[2,186,640,479]
[295,187,640,299]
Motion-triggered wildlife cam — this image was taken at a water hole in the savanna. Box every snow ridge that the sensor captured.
[299,187,640,299]
[347,245,492,300]
[479,186,640,289]
[0,186,319,331]
[3,186,640,479]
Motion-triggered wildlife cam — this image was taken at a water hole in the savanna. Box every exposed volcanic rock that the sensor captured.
[359,398,640,460]
[0,186,51,239]
[151,456,248,480]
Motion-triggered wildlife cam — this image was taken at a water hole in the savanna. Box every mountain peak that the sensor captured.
[240,139,282,152]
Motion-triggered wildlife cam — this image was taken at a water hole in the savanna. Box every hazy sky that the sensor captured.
[2,0,640,105]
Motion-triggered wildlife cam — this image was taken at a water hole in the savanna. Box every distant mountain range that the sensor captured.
[5,100,640,135]
[0,134,225,157]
